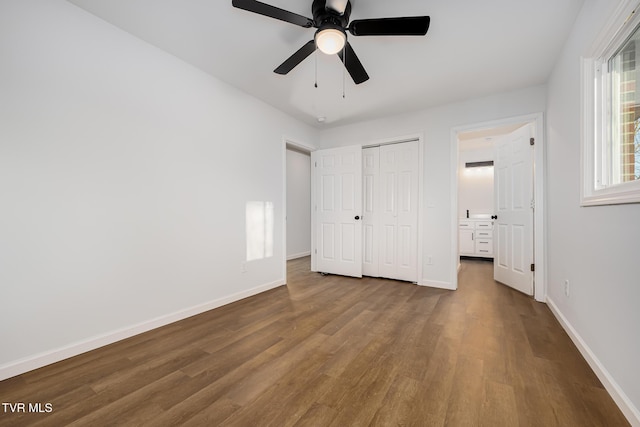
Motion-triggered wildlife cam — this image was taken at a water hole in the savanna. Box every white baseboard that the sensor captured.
[286,251,311,261]
[0,279,285,381]
[546,297,640,427]
[419,279,456,290]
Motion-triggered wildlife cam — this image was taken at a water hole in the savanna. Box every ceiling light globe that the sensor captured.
[315,28,346,55]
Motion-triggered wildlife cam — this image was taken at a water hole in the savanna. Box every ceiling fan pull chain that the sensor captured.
[314,47,318,88]
[342,45,346,98]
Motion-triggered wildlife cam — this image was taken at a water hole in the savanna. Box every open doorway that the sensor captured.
[283,139,315,284]
[451,113,545,301]
[457,122,525,259]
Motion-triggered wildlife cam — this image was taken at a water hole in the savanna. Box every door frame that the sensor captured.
[309,134,424,283]
[450,113,546,302]
[282,137,316,285]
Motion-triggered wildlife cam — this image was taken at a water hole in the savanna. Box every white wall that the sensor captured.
[546,0,640,422]
[5,2,637,422]
[286,148,311,259]
[0,0,317,378]
[458,146,495,219]
[318,86,546,288]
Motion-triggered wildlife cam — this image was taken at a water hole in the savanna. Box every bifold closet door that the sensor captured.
[362,147,380,277]
[379,142,419,282]
[311,143,418,282]
[311,145,363,278]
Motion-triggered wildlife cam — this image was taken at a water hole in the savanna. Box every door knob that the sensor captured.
[491,215,498,220]
[355,216,360,220]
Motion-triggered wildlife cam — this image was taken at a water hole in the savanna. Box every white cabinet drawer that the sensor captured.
[475,239,493,256]
[475,229,493,239]
[475,221,493,229]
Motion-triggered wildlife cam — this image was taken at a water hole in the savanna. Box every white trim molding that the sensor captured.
[0,279,285,381]
[419,279,455,290]
[287,251,311,260]
[547,297,640,426]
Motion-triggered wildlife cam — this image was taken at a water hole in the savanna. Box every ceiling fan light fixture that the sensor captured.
[315,28,346,55]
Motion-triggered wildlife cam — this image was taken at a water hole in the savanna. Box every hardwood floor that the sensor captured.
[0,257,629,426]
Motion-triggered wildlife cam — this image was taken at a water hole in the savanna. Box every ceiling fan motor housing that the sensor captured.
[312,0,351,29]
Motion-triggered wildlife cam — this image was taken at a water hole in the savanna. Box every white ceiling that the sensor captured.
[67,0,584,129]
[458,122,526,147]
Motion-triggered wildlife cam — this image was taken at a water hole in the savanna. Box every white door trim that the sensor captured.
[450,113,546,302]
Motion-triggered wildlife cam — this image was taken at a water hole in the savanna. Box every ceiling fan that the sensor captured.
[231,0,431,84]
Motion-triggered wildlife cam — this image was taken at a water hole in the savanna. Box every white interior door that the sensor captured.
[311,146,362,278]
[362,147,379,277]
[494,124,534,295]
[379,142,419,282]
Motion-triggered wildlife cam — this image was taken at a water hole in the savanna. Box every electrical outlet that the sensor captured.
[426,256,433,265]
[564,280,570,297]
[242,262,248,273]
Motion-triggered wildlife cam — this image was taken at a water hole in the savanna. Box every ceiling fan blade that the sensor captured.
[232,0,313,28]
[349,16,430,36]
[274,40,316,75]
[337,42,369,84]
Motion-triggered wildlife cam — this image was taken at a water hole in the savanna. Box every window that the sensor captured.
[609,25,640,184]
[582,1,640,205]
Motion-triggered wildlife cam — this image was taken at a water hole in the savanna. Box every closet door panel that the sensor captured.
[379,147,398,280]
[381,142,419,282]
[362,148,379,277]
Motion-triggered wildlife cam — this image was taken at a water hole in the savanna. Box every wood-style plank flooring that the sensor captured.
[0,258,629,426]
